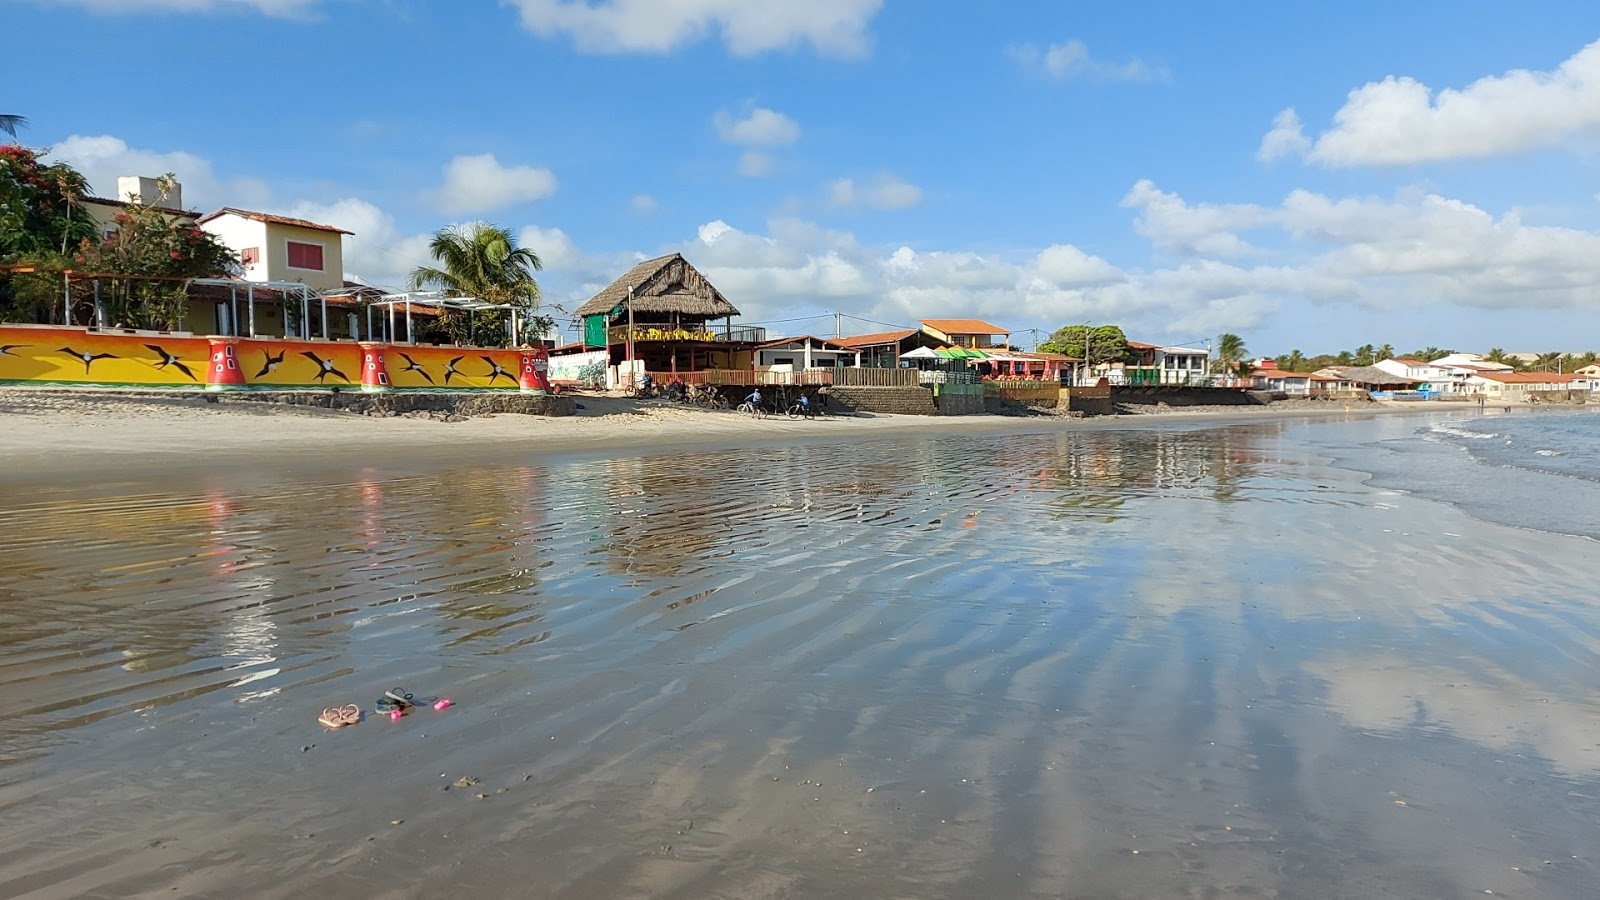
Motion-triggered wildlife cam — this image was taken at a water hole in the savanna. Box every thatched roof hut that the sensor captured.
[574,254,739,320]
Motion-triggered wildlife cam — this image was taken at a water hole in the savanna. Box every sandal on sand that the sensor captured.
[318,704,361,728]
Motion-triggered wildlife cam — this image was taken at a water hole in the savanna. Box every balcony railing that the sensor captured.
[606,325,767,344]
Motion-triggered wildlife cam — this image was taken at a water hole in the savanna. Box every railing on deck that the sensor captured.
[607,325,767,344]
[832,367,922,387]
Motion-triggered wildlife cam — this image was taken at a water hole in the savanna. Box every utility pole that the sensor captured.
[626,285,636,389]
[834,311,842,338]
[1082,321,1091,387]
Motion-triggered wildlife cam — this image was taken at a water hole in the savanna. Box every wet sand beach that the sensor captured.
[2,407,1598,898]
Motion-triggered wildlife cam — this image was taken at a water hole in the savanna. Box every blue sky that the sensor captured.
[6,0,1600,354]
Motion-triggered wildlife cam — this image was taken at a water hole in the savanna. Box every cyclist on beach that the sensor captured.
[743,388,764,417]
[797,392,811,415]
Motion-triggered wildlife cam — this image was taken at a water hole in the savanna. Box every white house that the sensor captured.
[197,207,352,293]
[1429,353,1513,372]
[1465,371,1583,399]
[1374,358,1456,393]
[754,336,860,376]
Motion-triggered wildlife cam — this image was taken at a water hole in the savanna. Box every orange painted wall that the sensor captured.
[236,339,363,389]
[386,346,521,390]
[0,325,527,392]
[0,325,211,389]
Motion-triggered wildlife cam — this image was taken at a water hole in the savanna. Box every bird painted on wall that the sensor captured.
[145,344,197,381]
[443,355,465,385]
[301,350,350,383]
[397,353,434,384]
[481,356,514,385]
[0,344,26,358]
[58,346,117,375]
[255,349,285,378]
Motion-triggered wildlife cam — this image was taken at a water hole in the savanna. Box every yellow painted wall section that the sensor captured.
[387,346,521,389]
[238,339,363,389]
[0,325,210,388]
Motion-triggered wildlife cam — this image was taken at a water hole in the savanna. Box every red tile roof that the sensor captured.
[756,335,855,351]
[197,207,354,235]
[835,329,918,349]
[81,195,199,217]
[920,318,1009,336]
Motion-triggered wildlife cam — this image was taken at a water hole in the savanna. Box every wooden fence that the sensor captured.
[830,367,922,387]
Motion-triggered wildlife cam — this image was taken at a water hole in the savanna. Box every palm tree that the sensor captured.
[0,115,24,139]
[409,222,546,347]
[1354,343,1376,365]
[1216,332,1247,369]
[1286,349,1306,371]
[1376,343,1395,361]
[1533,351,1562,373]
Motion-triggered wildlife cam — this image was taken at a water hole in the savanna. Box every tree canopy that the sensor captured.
[409,222,551,346]
[1039,324,1130,365]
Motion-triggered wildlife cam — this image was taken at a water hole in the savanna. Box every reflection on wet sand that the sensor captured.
[1,420,1598,898]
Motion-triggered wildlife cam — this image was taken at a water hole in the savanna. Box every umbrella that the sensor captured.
[900,346,941,359]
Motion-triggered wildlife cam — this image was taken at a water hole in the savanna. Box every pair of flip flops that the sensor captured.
[375,687,450,716]
[318,704,361,728]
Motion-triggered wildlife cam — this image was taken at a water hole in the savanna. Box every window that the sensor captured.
[240,247,260,265]
[103,229,117,242]
[286,241,324,271]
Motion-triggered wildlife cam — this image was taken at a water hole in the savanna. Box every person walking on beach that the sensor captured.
[1475,391,1486,412]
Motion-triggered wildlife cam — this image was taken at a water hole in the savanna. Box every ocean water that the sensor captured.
[2,416,1598,898]
[1341,408,1600,540]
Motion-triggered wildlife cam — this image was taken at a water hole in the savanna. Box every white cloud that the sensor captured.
[1257,108,1310,162]
[737,151,776,178]
[38,0,317,15]
[631,194,658,214]
[425,153,557,215]
[829,173,923,211]
[500,0,883,57]
[714,107,801,146]
[1006,39,1166,83]
[1122,179,1275,257]
[48,134,268,210]
[1273,37,1600,166]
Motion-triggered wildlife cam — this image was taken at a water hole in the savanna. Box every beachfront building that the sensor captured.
[82,175,199,240]
[753,336,860,373]
[1374,357,1456,393]
[1118,342,1210,385]
[571,253,756,388]
[919,319,1010,349]
[1315,365,1422,396]
[1464,371,1584,400]
[1430,353,1513,373]
[835,329,943,367]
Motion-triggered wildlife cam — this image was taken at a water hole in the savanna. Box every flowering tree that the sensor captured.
[0,144,99,322]
[73,177,238,329]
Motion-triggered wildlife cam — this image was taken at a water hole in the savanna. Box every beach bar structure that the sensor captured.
[572,254,763,388]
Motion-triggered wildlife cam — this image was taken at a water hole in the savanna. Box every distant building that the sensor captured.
[1121,342,1210,385]
[919,319,1009,349]
[1374,358,1455,393]
[1465,371,1583,399]
[197,207,353,294]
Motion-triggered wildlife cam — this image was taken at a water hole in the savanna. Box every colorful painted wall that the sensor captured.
[386,345,522,391]
[0,325,538,393]
[0,325,212,389]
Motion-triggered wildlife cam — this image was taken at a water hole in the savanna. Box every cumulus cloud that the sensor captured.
[1122,179,1276,257]
[828,173,923,211]
[49,134,268,209]
[1269,37,1600,166]
[425,153,557,215]
[1257,108,1311,162]
[714,107,801,146]
[36,0,317,15]
[1006,39,1166,83]
[501,0,883,57]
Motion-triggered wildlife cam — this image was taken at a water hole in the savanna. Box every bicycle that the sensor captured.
[787,399,815,420]
[688,384,727,410]
[737,400,766,419]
